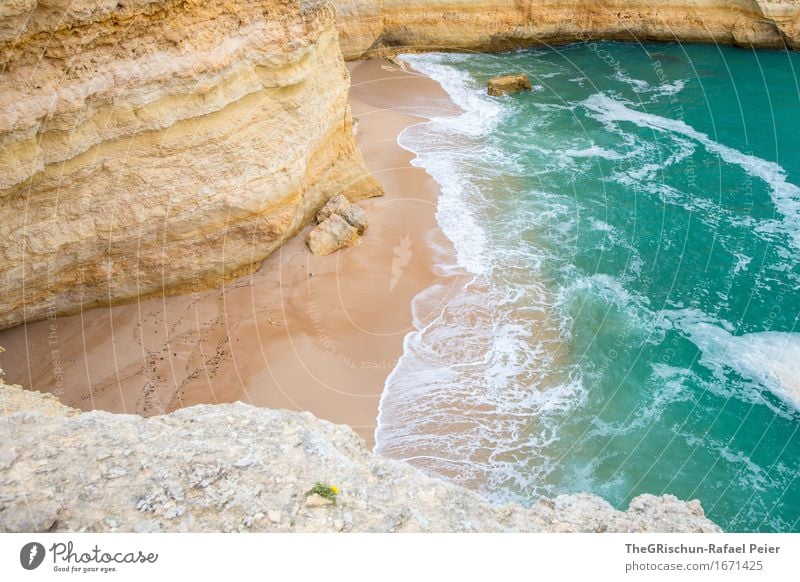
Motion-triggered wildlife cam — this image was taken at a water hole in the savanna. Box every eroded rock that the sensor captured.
[487,73,532,96]
[317,194,369,234]
[307,214,360,256]
[307,195,369,254]
[317,194,353,223]
[0,380,721,533]
[334,0,796,60]
[339,205,369,235]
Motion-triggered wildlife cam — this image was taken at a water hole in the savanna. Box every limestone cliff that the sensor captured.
[3,1,798,330]
[334,0,800,59]
[0,0,382,330]
[0,381,720,532]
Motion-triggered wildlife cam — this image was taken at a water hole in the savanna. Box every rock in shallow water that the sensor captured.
[487,73,533,96]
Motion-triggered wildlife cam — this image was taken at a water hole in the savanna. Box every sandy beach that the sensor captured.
[0,59,458,447]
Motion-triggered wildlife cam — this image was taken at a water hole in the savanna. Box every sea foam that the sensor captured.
[660,309,800,411]
[583,93,800,250]
[376,54,585,501]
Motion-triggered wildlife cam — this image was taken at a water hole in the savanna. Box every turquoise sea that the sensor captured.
[376,43,800,532]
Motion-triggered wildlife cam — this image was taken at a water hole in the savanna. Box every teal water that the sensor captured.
[376,43,800,532]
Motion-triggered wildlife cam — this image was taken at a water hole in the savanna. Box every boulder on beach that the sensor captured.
[308,195,369,255]
[338,204,368,235]
[316,194,369,234]
[487,73,532,96]
[316,194,351,223]
[307,214,360,256]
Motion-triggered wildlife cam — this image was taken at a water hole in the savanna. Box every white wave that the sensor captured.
[590,364,697,437]
[397,54,518,276]
[657,79,687,97]
[583,93,800,250]
[613,71,687,100]
[732,252,753,276]
[590,218,614,232]
[401,54,504,137]
[565,273,651,313]
[590,274,639,307]
[613,71,652,93]
[375,56,584,502]
[563,145,628,160]
[375,269,582,500]
[434,175,490,276]
[661,309,800,411]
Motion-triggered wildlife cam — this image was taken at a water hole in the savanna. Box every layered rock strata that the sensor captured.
[0,0,382,330]
[334,0,800,59]
[3,1,798,329]
[0,381,720,533]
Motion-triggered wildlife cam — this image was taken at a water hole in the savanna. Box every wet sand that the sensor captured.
[0,59,459,447]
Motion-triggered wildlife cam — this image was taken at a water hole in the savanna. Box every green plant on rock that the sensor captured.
[306,482,340,504]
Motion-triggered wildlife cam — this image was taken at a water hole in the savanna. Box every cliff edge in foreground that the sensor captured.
[0,381,720,533]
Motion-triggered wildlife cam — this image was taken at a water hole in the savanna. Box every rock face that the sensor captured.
[0,0,382,330]
[3,1,799,330]
[307,194,369,254]
[334,0,800,59]
[487,74,533,96]
[0,381,720,533]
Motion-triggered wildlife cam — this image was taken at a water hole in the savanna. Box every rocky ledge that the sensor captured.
[0,381,720,533]
[334,0,800,59]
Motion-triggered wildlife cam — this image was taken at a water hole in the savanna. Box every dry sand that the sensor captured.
[0,59,458,447]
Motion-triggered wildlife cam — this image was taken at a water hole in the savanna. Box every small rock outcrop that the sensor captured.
[317,194,369,234]
[0,381,721,533]
[307,195,369,255]
[316,194,353,223]
[487,73,533,96]
[307,214,361,255]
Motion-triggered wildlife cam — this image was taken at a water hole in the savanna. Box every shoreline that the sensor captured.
[0,58,459,448]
